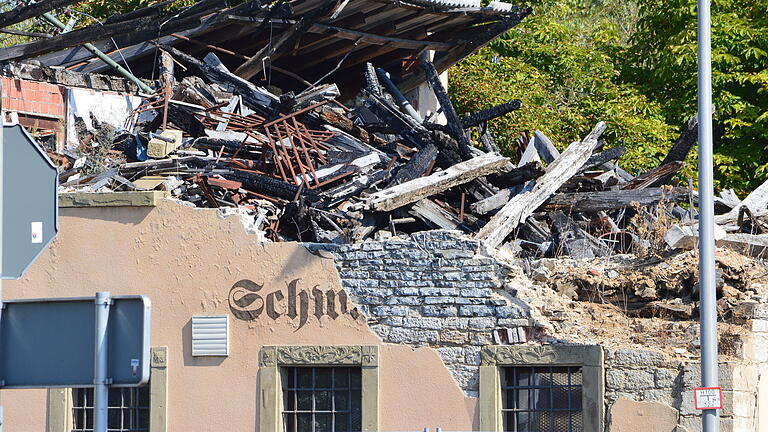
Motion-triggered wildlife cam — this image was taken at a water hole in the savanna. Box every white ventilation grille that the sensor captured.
[191,315,229,357]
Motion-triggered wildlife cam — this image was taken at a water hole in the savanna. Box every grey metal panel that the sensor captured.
[0,295,150,388]
[191,315,229,356]
[2,125,59,280]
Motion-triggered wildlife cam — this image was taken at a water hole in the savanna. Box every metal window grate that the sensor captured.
[501,366,583,432]
[282,367,362,432]
[72,387,150,432]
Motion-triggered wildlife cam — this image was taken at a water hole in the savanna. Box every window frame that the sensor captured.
[259,345,379,432]
[46,346,168,432]
[479,345,603,432]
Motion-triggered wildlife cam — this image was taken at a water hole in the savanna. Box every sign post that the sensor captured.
[94,292,111,432]
[697,0,720,430]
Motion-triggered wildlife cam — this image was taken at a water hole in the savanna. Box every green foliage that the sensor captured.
[450,3,679,177]
[75,0,196,24]
[622,0,768,193]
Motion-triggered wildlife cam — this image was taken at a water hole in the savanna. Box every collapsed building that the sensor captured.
[1,0,768,431]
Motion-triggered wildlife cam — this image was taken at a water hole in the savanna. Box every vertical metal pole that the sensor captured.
[697,0,720,430]
[0,67,5,432]
[94,292,111,432]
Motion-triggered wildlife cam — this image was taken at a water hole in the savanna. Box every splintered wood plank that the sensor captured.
[409,199,462,230]
[716,178,768,224]
[541,187,688,212]
[476,122,606,248]
[364,152,508,212]
[0,0,80,29]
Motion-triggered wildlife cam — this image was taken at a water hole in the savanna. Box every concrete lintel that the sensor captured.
[59,191,169,208]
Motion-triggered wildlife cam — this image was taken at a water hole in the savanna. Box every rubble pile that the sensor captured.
[29,0,766,256]
[507,251,768,357]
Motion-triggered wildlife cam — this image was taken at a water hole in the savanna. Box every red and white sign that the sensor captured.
[694,387,723,410]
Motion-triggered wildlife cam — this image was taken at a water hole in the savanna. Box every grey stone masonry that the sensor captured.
[318,230,531,396]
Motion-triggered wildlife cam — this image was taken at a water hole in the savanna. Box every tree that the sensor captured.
[450,1,678,176]
[622,0,768,193]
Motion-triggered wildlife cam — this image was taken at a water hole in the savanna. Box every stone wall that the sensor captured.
[318,230,531,396]
[604,346,766,431]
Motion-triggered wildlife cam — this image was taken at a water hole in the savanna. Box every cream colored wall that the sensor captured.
[0,200,477,431]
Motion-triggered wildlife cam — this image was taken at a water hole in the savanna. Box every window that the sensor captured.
[479,345,603,432]
[47,347,168,432]
[282,367,362,432]
[501,366,583,432]
[71,387,150,432]
[259,346,378,432]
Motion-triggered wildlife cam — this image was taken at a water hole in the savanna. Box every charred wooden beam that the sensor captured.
[163,47,278,116]
[656,114,698,184]
[661,114,699,166]
[542,187,688,212]
[364,152,509,212]
[312,105,388,149]
[387,144,438,187]
[0,0,80,29]
[234,0,337,80]
[460,99,522,129]
[421,58,474,160]
[478,122,500,153]
[578,146,627,173]
[477,122,606,247]
[622,161,685,190]
[487,161,544,189]
[0,1,222,62]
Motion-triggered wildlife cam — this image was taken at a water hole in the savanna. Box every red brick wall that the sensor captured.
[1,77,67,117]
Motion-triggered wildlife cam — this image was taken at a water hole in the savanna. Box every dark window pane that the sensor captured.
[334,391,349,411]
[316,369,332,388]
[285,391,297,411]
[139,408,150,429]
[286,369,296,387]
[551,368,570,386]
[108,407,121,428]
[552,386,570,410]
[351,409,362,431]
[517,389,530,411]
[350,369,362,388]
[516,368,532,387]
[297,391,312,411]
[315,413,333,432]
[516,411,530,432]
[284,414,296,432]
[315,390,332,411]
[138,387,150,406]
[553,411,570,431]
[86,408,93,429]
[571,411,583,431]
[297,413,312,432]
[533,388,551,410]
[333,369,349,388]
[570,368,583,385]
[334,413,349,432]
[350,390,362,410]
[298,368,313,388]
[570,387,583,410]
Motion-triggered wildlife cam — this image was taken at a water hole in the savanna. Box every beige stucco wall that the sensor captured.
[0,200,477,431]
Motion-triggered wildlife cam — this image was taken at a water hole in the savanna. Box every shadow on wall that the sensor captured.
[182,319,227,367]
[60,206,155,225]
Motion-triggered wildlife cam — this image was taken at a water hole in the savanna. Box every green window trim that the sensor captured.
[46,346,168,432]
[258,345,379,432]
[479,345,604,432]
